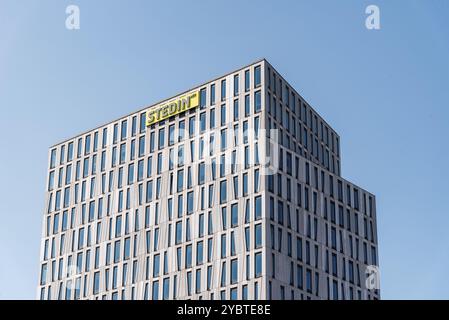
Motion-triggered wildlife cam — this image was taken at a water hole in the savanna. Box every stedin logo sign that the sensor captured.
[146,91,200,126]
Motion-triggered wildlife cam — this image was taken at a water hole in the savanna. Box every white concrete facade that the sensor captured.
[37,59,379,300]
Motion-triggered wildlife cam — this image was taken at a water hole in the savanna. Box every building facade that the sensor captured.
[37,59,380,300]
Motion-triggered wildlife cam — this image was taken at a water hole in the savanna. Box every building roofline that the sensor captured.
[262,59,341,141]
[50,57,340,149]
[50,58,267,148]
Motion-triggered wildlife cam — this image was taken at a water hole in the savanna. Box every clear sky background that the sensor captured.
[1,0,448,300]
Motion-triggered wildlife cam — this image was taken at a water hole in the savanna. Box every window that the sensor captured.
[221,79,226,101]
[231,204,238,227]
[187,191,194,214]
[158,128,165,149]
[255,196,262,220]
[220,104,226,127]
[113,240,120,263]
[245,70,250,92]
[67,142,74,161]
[233,99,239,121]
[198,214,204,237]
[221,261,227,287]
[178,120,185,141]
[120,120,127,141]
[198,162,205,185]
[163,278,170,300]
[93,272,100,295]
[207,266,212,290]
[140,113,146,133]
[186,271,192,296]
[234,74,239,96]
[189,117,195,137]
[231,259,238,284]
[128,163,134,185]
[297,265,303,289]
[48,171,55,191]
[153,254,160,277]
[102,128,108,148]
[209,108,216,129]
[255,252,262,277]
[167,125,175,147]
[220,180,227,204]
[255,224,262,248]
[119,144,126,164]
[196,241,204,265]
[210,84,216,105]
[245,227,250,251]
[177,169,184,192]
[175,222,182,245]
[138,136,145,157]
[221,234,226,258]
[254,65,261,87]
[200,112,206,132]
[186,244,192,268]
[254,91,262,112]
[85,135,91,155]
[195,269,201,293]
[152,280,159,300]
[50,149,57,169]
[200,88,206,108]
[124,237,130,260]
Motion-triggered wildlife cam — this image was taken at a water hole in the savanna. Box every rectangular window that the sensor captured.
[254,65,261,87]
[200,88,206,108]
[255,224,262,248]
[196,241,204,265]
[234,74,239,96]
[152,280,159,300]
[50,149,57,169]
[221,234,226,258]
[186,244,192,268]
[195,269,201,294]
[210,84,216,105]
[175,222,182,245]
[163,278,170,300]
[158,128,165,150]
[200,112,206,132]
[220,180,227,204]
[67,142,74,161]
[255,252,262,277]
[254,91,261,112]
[102,128,108,148]
[231,204,238,227]
[85,135,91,155]
[233,99,239,121]
[153,254,160,277]
[255,196,262,220]
[221,79,226,101]
[231,259,238,284]
[189,117,195,137]
[187,191,194,214]
[120,120,127,141]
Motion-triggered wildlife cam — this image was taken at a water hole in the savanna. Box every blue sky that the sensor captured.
[1,0,448,299]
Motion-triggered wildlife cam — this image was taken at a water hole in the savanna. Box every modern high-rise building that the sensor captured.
[38,59,380,300]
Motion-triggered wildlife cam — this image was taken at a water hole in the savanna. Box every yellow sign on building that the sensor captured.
[146,91,200,126]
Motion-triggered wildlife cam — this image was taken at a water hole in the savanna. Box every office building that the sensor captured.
[38,59,380,300]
